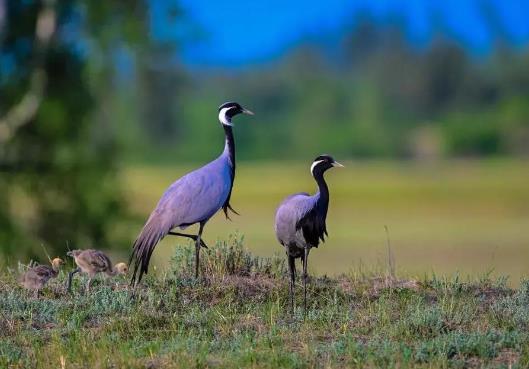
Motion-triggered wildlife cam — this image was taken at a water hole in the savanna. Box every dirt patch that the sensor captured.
[453,349,519,369]
[372,276,420,291]
[0,313,18,337]
[233,313,267,334]
[337,276,357,296]
[470,284,513,303]
[30,320,57,330]
[210,274,281,300]
[494,349,519,367]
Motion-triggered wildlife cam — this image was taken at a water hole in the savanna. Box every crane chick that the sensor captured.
[66,249,128,293]
[19,257,64,298]
[275,155,343,313]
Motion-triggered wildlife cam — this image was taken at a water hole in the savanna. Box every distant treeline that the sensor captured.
[115,20,529,162]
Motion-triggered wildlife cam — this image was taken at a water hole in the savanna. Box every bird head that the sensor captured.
[310,154,344,177]
[66,250,82,258]
[51,257,65,268]
[114,262,128,275]
[218,101,254,126]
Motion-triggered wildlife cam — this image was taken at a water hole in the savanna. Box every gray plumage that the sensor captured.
[130,102,254,285]
[275,193,324,256]
[19,257,64,298]
[275,154,343,313]
[66,249,127,293]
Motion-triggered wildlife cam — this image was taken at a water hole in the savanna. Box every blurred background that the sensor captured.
[1,0,528,282]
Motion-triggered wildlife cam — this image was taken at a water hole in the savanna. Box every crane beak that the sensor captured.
[332,161,345,168]
[241,108,254,116]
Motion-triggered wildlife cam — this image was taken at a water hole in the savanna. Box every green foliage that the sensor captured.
[491,280,529,330]
[1,240,529,368]
[0,0,153,259]
[118,18,529,164]
[442,111,502,155]
[170,234,286,280]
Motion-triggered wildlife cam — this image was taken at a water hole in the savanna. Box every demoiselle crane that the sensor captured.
[274,155,343,313]
[130,102,254,286]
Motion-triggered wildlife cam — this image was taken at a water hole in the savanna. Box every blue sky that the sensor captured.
[150,0,529,66]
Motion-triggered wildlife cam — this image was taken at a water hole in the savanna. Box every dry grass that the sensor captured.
[2,236,529,368]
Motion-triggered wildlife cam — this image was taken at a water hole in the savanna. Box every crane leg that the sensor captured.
[168,231,208,249]
[302,248,310,314]
[288,254,296,315]
[86,277,92,294]
[195,223,205,280]
[67,267,80,292]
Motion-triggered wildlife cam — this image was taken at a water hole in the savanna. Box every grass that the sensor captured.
[121,159,529,284]
[2,236,529,368]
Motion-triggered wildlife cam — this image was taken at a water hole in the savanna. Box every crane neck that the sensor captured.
[223,124,235,168]
[313,170,329,213]
[106,264,123,277]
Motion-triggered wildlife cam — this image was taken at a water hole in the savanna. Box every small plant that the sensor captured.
[170,233,286,280]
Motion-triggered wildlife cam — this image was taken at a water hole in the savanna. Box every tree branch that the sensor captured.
[0,0,56,144]
[0,0,6,37]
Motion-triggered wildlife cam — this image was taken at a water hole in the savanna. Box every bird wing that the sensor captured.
[32,265,54,278]
[296,200,328,248]
[85,250,112,272]
[21,265,53,287]
[275,193,313,246]
[159,158,232,226]
[130,158,232,285]
[275,192,327,248]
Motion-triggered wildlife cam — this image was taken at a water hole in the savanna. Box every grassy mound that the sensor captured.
[1,236,529,368]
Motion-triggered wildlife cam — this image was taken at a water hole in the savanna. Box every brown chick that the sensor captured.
[66,249,128,293]
[19,258,64,298]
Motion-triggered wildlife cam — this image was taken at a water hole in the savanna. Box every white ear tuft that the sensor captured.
[218,107,234,126]
[310,160,325,175]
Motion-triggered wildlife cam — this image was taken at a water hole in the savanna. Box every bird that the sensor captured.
[114,262,128,274]
[19,257,64,298]
[129,101,254,286]
[66,249,128,293]
[274,154,343,313]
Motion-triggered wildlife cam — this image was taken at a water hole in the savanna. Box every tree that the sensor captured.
[0,0,150,259]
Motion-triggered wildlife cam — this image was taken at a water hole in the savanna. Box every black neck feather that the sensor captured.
[313,170,329,216]
[223,124,235,170]
[222,123,238,218]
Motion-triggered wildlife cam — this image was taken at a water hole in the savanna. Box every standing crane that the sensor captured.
[130,101,254,286]
[19,257,64,298]
[274,155,343,313]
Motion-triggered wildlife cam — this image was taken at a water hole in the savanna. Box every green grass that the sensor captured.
[121,159,529,285]
[2,236,529,368]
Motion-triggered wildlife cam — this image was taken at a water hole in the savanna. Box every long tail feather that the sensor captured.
[129,214,169,287]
